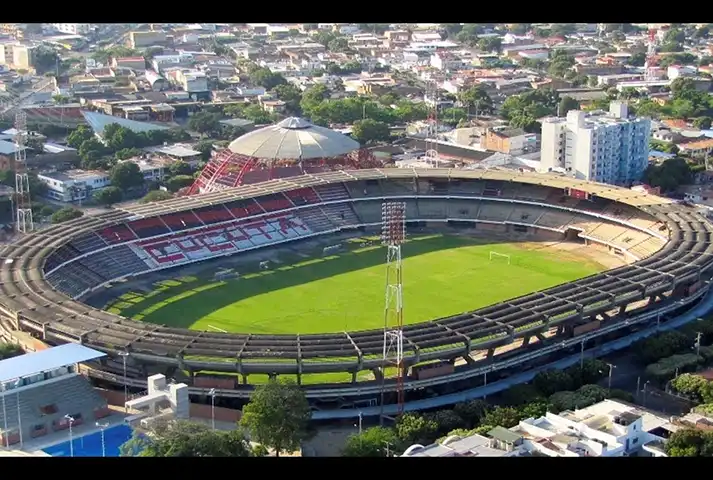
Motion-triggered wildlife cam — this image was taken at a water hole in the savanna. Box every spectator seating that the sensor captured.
[136,213,314,267]
[417,199,448,219]
[298,207,337,232]
[448,180,484,196]
[284,187,321,206]
[223,199,264,219]
[256,193,293,213]
[98,223,138,245]
[314,183,352,202]
[71,232,109,254]
[380,179,416,196]
[482,181,504,197]
[126,217,171,239]
[0,374,109,444]
[192,204,235,224]
[321,203,360,227]
[535,211,578,230]
[508,205,547,224]
[478,203,515,222]
[159,212,204,232]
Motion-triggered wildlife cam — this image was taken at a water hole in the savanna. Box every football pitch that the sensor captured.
[105,234,604,336]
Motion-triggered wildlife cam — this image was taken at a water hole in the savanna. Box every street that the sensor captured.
[600,352,692,416]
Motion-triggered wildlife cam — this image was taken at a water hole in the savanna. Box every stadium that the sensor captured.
[1,119,713,412]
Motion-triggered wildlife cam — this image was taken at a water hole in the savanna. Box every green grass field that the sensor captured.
[106,234,603,334]
[104,234,605,385]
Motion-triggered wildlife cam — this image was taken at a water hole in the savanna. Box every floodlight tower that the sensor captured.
[379,201,406,422]
[14,111,33,234]
[425,78,439,165]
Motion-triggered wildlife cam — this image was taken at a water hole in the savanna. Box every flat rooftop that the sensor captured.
[0,344,105,384]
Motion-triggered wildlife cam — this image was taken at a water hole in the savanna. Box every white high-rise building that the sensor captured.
[540,101,651,186]
[49,24,93,35]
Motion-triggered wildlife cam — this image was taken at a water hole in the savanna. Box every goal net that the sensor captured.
[489,251,511,265]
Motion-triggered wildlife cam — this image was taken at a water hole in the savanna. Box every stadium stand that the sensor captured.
[1,168,711,391]
[0,345,109,446]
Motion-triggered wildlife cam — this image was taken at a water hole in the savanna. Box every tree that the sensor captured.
[665,428,713,457]
[189,112,221,137]
[694,117,713,130]
[634,331,692,364]
[78,138,107,169]
[194,141,214,162]
[111,162,145,192]
[500,383,543,406]
[168,161,193,177]
[272,83,303,115]
[478,37,502,53]
[240,379,312,457]
[533,369,574,396]
[120,420,253,457]
[395,413,439,447]
[67,125,95,149]
[670,373,710,402]
[0,343,23,360]
[428,410,466,436]
[242,104,274,125]
[351,119,390,144]
[342,426,398,457]
[51,207,83,224]
[166,175,194,193]
[482,406,521,429]
[452,399,488,429]
[642,157,693,193]
[249,68,287,90]
[501,89,559,121]
[94,186,123,206]
[559,96,580,116]
[140,190,173,204]
[629,52,647,67]
[458,85,494,114]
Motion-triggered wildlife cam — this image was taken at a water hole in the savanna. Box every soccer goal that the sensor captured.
[489,251,511,265]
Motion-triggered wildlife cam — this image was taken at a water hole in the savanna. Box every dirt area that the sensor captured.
[514,240,629,271]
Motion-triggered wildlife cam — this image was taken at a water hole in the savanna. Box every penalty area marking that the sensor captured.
[208,325,227,333]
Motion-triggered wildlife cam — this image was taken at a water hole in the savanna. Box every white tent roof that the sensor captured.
[227,117,359,160]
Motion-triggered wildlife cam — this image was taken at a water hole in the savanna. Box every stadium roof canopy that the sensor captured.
[0,343,105,384]
[81,111,170,137]
[227,117,360,160]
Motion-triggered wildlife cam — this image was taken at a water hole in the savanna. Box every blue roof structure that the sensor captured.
[0,344,105,383]
[81,111,170,137]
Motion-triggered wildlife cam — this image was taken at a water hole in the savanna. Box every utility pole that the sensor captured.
[695,332,703,357]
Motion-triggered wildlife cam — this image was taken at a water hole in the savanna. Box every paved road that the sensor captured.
[600,351,693,416]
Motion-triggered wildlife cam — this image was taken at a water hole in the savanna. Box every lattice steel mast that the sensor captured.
[379,201,406,422]
[14,111,33,233]
[425,78,439,165]
[645,27,658,82]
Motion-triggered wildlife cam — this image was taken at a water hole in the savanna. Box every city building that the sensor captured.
[49,23,93,35]
[0,43,37,70]
[482,127,538,156]
[129,30,167,49]
[540,101,651,185]
[164,68,209,96]
[38,169,110,203]
[112,56,147,71]
[402,399,672,457]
